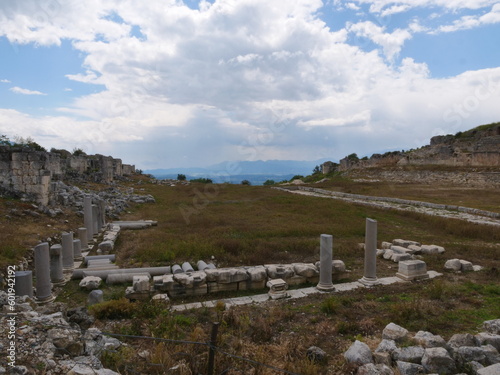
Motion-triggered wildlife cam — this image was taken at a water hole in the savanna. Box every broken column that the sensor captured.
[359,218,380,286]
[78,227,89,251]
[34,242,53,302]
[92,204,98,235]
[98,199,106,229]
[83,196,93,241]
[49,244,65,285]
[73,239,82,261]
[61,232,75,272]
[96,199,103,231]
[14,271,33,298]
[317,234,335,291]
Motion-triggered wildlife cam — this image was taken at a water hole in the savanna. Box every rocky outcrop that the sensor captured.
[345,320,500,374]
[0,146,136,205]
[342,124,500,171]
[0,294,120,374]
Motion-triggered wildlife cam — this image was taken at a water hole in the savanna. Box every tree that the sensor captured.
[347,153,359,161]
[190,177,212,183]
[263,179,275,186]
[312,165,321,174]
[72,147,86,156]
[0,135,11,146]
[13,136,47,152]
[290,175,304,181]
[177,174,186,181]
[241,180,251,185]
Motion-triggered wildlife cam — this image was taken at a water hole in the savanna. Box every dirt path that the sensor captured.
[274,187,500,227]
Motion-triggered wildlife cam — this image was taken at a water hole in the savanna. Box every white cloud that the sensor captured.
[0,79,10,83]
[10,86,47,95]
[353,0,499,15]
[0,0,499,168]
[437,3,500,32]
[347,21,412,60]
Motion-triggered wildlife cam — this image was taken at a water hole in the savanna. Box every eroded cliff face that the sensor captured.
[0,147,135,205]
[337,124,500,171]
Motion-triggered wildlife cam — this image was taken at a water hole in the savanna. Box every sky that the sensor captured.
[0,0,499,170]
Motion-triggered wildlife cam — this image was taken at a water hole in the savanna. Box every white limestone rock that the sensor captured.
[381,242,392,249]
[382,323,409,343]
[484,319,500,335]
[478,363,500,375]
[133,275,150,292]
[459,260,474,272]
[444,259,462,271]
[414,331,447,348]
[383,250,394,260]
[79,276,102,291]
[396,361,425,375]
[344,340,373,365]
[421,347,456,374]
[476,332,500,352]
[392,346,425,364]
[356,363,394,375]
[447,333,479,349]
[375,339,398,354]
[173,271,207,287]
[292,263,319,278]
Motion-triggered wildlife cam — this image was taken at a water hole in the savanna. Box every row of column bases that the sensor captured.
[317,218,379,291]
[15,195,104,303]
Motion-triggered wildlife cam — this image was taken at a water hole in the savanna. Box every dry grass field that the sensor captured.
[2,174,499,374]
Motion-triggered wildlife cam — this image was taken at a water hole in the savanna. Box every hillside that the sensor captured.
[317,122,500,188]
[342,122,499,169]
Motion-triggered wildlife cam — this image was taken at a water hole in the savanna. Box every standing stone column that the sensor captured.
[49,244,65,285]
[317,234,335,291]
[92,204,99,235]
[61,232,75,272]
[359,218,380,286]
[73,239,82,261]
[99,199,106,227]
[78,227,89,251]
[15,271,33,298]
[34,242,53,302]
[83,196,93,241]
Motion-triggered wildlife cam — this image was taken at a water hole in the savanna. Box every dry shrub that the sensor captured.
[89,298,137,320]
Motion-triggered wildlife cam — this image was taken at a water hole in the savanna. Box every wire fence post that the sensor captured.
[207,322,220,375]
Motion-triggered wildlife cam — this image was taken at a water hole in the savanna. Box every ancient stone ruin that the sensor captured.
[0,146,135,205]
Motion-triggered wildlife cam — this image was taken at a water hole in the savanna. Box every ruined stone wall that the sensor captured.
[122,164,135,175]
[0,147,136,205]
[336,126,500,172]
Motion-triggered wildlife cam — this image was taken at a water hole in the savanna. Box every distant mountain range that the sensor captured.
[145,158,334,185]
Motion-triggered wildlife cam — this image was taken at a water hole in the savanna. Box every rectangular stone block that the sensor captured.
[392,253,412,262]
[205,267,248,283]
[396,260,429,281]
[390,245,413,254]
[286,275,307,286]
[207,282,238,293]
[238,279,266,291]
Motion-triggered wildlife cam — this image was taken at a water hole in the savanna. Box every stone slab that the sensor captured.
[287,289,308,299]
[334,281,364,291]
[250,294,270,303]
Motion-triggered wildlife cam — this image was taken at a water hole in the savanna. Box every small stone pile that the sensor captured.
[344,321,500,375]
[377,239,445,263]
[444,259,482,272]
[0,293,122,375]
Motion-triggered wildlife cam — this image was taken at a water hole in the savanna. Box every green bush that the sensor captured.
[89,298,138,319]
